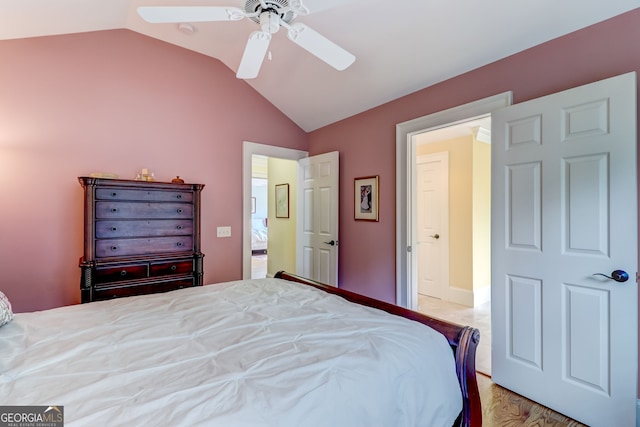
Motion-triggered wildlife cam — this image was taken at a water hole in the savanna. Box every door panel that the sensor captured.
[507,275,542,369]
[563,284,609,392]
[562,154,608,255]
[492,72,637,427]
[507,162,541,250]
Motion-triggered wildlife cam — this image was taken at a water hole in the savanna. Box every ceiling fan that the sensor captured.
[138,0,356,79]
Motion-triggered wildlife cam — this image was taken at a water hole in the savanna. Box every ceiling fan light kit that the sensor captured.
[137,0,355,79]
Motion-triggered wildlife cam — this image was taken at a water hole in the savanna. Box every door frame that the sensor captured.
[242,141,308,279]
[395,92,512,309]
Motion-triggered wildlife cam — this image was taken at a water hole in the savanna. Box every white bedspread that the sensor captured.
[1,278,462,426]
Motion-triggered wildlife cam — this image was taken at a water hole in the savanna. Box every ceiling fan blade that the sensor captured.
[236,31,272,79]
[137,6,244,24]
[287,23,355,71]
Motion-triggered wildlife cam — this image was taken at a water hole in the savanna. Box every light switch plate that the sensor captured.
[217,226,231,237]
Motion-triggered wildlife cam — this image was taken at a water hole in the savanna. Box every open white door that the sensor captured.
[297,151,339,286]
[491,72,637,426]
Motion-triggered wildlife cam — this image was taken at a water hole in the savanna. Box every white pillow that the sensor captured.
[0,291,13,327]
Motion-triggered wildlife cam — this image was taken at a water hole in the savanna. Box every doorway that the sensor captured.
[243,142,308,280]
[396,92,512,378]
[413,117,493,375]
[395,92,512,310]
[243,142,340,284]
[250,155,299,279]
[250,157,269,278]
[414,117,492,305]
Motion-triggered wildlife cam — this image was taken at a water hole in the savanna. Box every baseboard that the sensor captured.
[447,285,491,307]
[474,285,491,306]
[447,287,474,307]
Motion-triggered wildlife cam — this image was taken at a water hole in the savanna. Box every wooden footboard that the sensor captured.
[274,271,481,427]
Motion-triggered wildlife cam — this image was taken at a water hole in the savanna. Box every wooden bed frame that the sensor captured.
[275,271,482,427]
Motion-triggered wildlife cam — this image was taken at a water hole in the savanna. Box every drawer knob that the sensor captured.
[177,225,183,230]
[111,227,117,232]
[176,242,183,247]
[111,192,117,197]
[111,208,118,213]
[177,208,183,214]
[170,265,177,271]
[176,194,182,199]
[111,246,118,251]
[120,270,127,276]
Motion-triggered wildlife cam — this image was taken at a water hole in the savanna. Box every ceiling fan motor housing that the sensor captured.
[244,0,296,24]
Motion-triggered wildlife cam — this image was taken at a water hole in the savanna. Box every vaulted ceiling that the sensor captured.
[2,0,639,131]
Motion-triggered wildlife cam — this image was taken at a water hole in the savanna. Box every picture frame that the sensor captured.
[275,183,289,218]
[354,176,379,221]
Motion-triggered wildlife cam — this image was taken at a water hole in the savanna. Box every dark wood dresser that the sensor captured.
[78,177,205,303]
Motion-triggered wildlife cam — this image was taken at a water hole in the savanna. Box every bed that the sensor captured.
[0,272,481,426]
[251,218,268,254]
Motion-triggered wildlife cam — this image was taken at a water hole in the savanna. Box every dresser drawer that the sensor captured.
[96,220,193,238]
[93,277,196,301]
[96,236,194,258]
[94,263,148,284]
[150,259,193,276]
[96,188,193,202]
[96,202,193,219]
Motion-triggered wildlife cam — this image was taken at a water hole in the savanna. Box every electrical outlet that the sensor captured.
[217,226,231,238]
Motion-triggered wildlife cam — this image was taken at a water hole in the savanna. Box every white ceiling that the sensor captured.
[2,0,639,132]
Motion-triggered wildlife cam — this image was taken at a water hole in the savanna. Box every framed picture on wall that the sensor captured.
[354,176,379,221]
[275,183,289,218]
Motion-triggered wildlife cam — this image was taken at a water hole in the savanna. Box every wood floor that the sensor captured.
[478,373,586,426]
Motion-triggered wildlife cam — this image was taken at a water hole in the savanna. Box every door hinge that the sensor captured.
[407,246,412,253]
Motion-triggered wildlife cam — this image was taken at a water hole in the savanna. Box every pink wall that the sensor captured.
[308,7,640,398]
[0,29,308,312]
[309,8,640,303]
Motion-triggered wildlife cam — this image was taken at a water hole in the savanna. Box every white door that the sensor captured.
[491,72,637,426]
[297,151,339,286]
[417,152,449,299]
